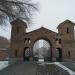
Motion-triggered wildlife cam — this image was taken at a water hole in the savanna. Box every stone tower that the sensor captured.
[57,20,75,61]
[58,20,75,42]
[10,19,27,59]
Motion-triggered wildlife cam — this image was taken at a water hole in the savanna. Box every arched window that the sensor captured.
[17,26,19,33]
[59,39,61,44]
[24,38,27,43]
[15,50,18,57]
[68,51,70,57]
[67,28,69,33]
[24,38,30,44]
[28,38,31,44]
[24,38,26,43]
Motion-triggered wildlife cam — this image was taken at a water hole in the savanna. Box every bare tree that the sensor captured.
[0,0,38,25]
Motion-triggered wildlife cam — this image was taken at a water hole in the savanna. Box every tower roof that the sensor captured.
[11,18,27,28]
[57,20,75,29]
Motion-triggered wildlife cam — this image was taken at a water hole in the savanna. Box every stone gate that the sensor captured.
[10,19,75,62]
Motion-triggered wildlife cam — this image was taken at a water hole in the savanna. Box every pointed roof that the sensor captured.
[57,20,75,28]
[28,26,57,34]
[11,18,27,28]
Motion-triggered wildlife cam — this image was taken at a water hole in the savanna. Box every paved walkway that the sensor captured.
[0,62,70,75]
[37,63,70,75]
[54,62,75,75]
[61,62,75,72]
[0,62,37,75]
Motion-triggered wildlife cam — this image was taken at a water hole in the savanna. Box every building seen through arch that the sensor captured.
[33,39,51,62]
[10,19,75,62]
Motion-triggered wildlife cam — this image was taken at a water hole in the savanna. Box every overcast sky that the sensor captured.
[0,0,75,39]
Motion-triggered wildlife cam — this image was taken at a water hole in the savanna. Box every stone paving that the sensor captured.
[0,62,70,75]
[0,62,37,75]
[55,62,75,75]
[61,62,75,72]
[36,64,70,75]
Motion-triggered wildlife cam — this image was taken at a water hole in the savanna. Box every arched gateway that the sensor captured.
[10,19,75,62]
[11,19,57,62]
[33,39,51,62]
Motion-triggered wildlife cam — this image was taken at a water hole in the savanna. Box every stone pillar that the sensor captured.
[29,47,33,62]
[51,46,56,62]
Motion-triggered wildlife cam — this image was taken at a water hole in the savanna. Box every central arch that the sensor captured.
[33,38,52,62]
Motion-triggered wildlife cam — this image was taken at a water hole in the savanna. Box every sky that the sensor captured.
[0,0,75,39]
